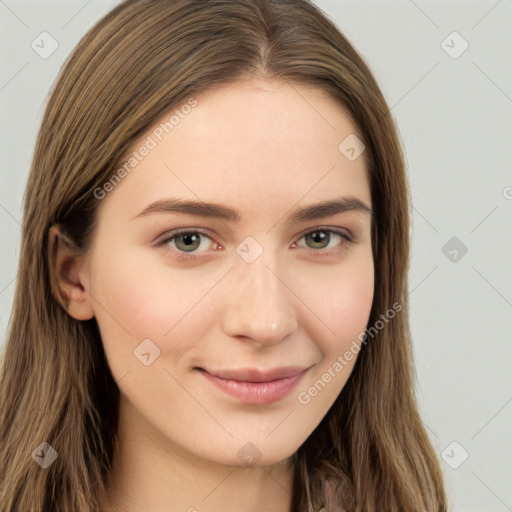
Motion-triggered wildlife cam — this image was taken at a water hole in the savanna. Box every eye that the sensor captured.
[293,228,353,255]
[157,226,354,262]
[158,229,217,261]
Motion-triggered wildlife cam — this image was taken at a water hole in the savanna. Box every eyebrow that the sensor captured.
[133,195,373,223]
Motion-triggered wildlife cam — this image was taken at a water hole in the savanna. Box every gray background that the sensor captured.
[1,1,511,510]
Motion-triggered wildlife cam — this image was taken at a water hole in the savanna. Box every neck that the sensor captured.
[101,394,295,512]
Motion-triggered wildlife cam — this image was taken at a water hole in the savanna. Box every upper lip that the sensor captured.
[199,366,309,383]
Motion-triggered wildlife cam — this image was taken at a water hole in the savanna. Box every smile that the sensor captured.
[196,366,309,405]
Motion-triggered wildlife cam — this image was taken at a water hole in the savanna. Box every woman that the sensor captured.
[0,0,448,510]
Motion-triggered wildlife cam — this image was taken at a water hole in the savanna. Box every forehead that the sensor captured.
[98,78,370,223]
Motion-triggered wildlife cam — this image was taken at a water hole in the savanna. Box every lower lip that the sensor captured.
[198,369,307,405]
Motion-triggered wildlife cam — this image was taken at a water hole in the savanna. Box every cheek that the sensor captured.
[88,248,222,363]
[293,257,374,411]
[302,253,374,352]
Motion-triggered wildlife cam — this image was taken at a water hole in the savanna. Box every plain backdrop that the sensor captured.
[1,1,511,511]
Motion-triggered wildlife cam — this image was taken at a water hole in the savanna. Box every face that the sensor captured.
[77,77,374,467]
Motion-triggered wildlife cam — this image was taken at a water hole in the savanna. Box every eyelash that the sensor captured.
[157,227,354,262]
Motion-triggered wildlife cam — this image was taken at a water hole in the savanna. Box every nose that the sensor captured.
[221,248,299,347]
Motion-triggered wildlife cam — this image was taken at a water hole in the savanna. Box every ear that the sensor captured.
[48,225,95,321]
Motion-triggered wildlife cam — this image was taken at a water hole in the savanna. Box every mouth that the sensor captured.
[196,366,309,405]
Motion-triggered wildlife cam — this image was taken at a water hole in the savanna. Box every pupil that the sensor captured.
[309,231,328,248]
[178,233,200,251]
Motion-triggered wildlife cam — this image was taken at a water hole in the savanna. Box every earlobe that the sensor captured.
[48,225,95,321]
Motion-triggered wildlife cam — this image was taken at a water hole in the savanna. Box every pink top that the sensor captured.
[317,479,348,512]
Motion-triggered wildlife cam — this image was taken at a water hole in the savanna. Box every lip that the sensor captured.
[197,366,309,405]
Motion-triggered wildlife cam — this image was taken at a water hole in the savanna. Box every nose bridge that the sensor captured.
[221,243,298,345]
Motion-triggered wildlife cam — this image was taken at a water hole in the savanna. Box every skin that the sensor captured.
[51,77,374,512]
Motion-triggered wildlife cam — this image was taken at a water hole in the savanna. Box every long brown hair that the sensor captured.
[0,1,448,510]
